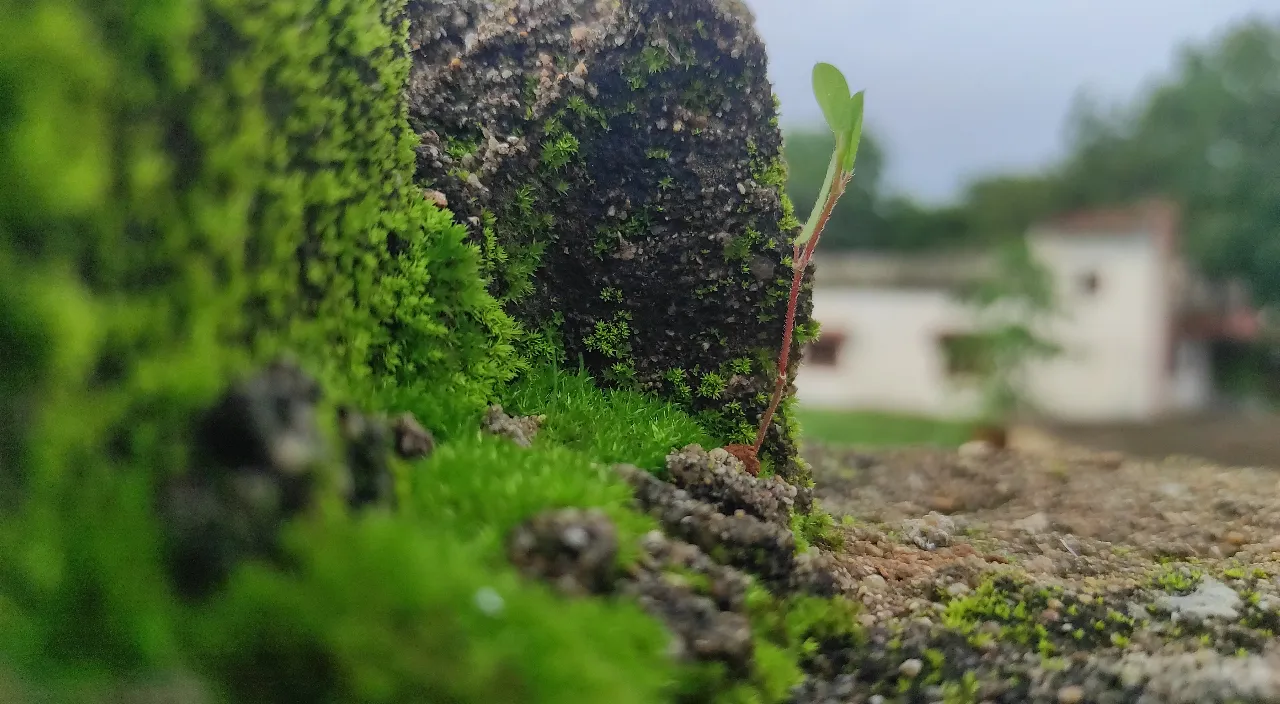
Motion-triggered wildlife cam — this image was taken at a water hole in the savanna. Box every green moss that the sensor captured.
[624,71,648,92]
[793,319,821,346]
[196,512,677,704]
[665,368,694,400]
[695,281,724,298]
[409,436,657,559]
[518,327,569,370]
[678,587,865,704]
[725,227,761,262]
[479,208,550,306]
[188,363,724,702]
[1150,563,1204,594]
[941,576,1058,655]
[791,504,843,552]
[0,0,519,540]
[482,183,556,301]
[446,134,482,161]
[751,156,789,190]
[537,120,583,171]
[941,671,981,704]
[500,365,714,473]
[606,361,639,387]
[698,371,727,399]
[776,193,802,233]
[584,312,634,360]
[746,587,863,693]
[940,575,1145,661]
[565,95,609,129]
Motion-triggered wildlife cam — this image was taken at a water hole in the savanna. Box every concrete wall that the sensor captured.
[1023,230,1169,421]
[794,288,982,418]
[797,227,1211,422]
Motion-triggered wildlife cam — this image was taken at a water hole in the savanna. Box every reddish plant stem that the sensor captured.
[750,172,852,456]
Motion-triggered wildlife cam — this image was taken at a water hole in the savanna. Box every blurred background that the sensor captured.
[751,1,1280,466]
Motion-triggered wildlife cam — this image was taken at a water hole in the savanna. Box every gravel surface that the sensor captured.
[793,439,1280,703]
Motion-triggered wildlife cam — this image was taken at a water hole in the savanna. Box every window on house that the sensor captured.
[1078,271,1100,296]
[804,331,846,367]
[937,333,989,379]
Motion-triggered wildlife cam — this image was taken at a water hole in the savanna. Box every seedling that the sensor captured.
[726,63,865,475]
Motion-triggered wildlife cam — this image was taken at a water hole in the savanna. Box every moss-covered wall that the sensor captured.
[0,0,522,480]
[404,0,816,483]
[0,0,521,686]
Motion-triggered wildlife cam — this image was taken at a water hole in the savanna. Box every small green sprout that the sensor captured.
[726,62,865,474]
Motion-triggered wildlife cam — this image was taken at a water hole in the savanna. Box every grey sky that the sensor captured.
[746,0,1278,204]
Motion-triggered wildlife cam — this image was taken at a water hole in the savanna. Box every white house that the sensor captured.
[795,200,1260,423]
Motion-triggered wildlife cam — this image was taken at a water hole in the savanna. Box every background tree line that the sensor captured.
[784,15,1280,307]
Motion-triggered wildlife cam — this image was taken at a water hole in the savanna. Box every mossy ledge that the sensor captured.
[404,0,814,483]
[0,0,849,700]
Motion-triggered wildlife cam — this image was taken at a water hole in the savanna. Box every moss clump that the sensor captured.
[747,590,864,675]
[583,312,635,362]
[499,365,715,472]
[1148,562,1205,595]
[676,585,866,704]
[939,575,1137,657]
[193,511,678,704]
[406,0,814,485]
[791,503,843,552]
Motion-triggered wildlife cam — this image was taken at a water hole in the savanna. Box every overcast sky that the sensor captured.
[745,0,1278,204]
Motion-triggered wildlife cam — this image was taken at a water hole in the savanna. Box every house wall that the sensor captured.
[795,288,982,418]
[797,227,1215,422]
[1023,231,1170,421]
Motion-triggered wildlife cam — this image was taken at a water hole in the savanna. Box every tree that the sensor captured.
[784,128,988,251]
[1054,16,1280,305]
[959,172,1065,246]
[957,238,1063,429]
[875,196,971,251]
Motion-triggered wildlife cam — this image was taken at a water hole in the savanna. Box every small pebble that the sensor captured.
[1058,685,1084,704]
[958,439,994,459]
[898,658,923,678]
[862,574,887,590]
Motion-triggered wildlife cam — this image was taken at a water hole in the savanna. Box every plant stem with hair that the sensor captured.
[750,172,852,456]
[725,62,864,477]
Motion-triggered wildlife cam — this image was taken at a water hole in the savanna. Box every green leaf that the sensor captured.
[840,91,866,172]
[812,63,852,135]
